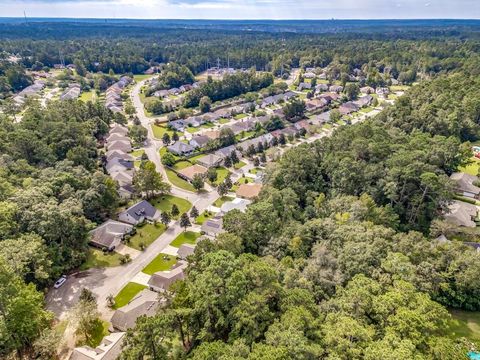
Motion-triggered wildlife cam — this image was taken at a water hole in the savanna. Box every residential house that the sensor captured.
[106,132,128,143]
[189,135,211,149]
[196,154,223,168]
[106,150,134,162]
[315,84,329,93]
[118,200,160,225]
[305,98,328,112]
[177,244,196,260]
[310,111,331,125]
[201,217,224,237]
[297,82,312,91]
[339,102,360,115]
[215,145,240,160]
[376,87,390,98]
[70,332,125,360]
[148,261,188,292]
[168,120,186,132]
[294,120,310,132]
[153,90,169,98]
[60,84,81,101]
[167,142,195,156]
[184,116,205,128]
[203,130,221,140]
[110,289,160,331]
[304,72,316,79]
[107,140,132,153]
[354,95,373,108]
[360,86,375,94]
[177,164,208,182]
[89,220,133,251]
[444,200,478,228]
[236,183,263,199]
[450,172,480,199]
[329,85,344,93]
[106,158,134,175]
[220,198,251,213]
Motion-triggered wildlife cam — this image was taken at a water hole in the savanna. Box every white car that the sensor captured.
[54,275,67,289]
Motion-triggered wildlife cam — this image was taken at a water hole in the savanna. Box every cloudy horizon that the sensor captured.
[0,0,479,20]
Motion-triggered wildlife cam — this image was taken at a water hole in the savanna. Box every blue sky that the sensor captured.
[1,0,479,19]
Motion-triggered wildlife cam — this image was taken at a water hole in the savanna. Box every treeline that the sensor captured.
[183,70,274,108]
[0,59,33,97]
[120,65,480,358]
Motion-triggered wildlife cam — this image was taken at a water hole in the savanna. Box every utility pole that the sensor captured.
[23,10,28,25]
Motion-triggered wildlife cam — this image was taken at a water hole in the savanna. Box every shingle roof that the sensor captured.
[120,200,158,222]
[110,289,159,331]
[450,172,480,195]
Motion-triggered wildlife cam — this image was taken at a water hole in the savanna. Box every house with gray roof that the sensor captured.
[106,158,134,175]
[177,244,196,260]
[89,220,133,251]
[444,200,478,228]
[107,140,132,153]
[118,200,160,225]
[189,135,211,149]
[110,289,159,331]
[196,154,223,168]
[450,172,480,199]
[148,261,188,292]
[167,142,195,156]
[201,217,224,237]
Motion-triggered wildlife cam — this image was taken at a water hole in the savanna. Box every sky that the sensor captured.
[0,0,479,20]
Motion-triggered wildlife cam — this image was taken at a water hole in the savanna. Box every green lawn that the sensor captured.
[236,131,255,141]
[160,147,181,162]
[448,309,480,343]
[186,127,200,134]
[249,167,261,175]
[360,106,374,113]
[133,74,154,82]
[211,167,230,186]
[234,161,246,169]
[165,168,196,192]
[459,157,480,176]
[150,194,192,218]
[151,124,174,139]
[76,319,109,348]
[79,90,96,102]
[113,282,147,309]
[172,161,193,171]
[234,113,248,120]
[195,210,213,225]
[213,196,234,208]
[128,223,166,250]
[390,85,411,91]
[232,177,251,191]
[219,118,230,124]
[188,154,205,164]
[142,253,177,275]
[79,248,123,270]
[131,149,145,158]
[171,231,201,247]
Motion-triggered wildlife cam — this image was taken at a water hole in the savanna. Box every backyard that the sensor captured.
[142,253,177,275]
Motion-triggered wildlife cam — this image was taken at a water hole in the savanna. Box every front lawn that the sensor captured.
[360,106,374,113]
[79,90,96,102]
[142,253,177,275]
[165,169,196,192]
[150,194,192,218]
[233,161,246,169]
[133,74,154,82]
[211,167,230,186]
[234,113,248,120]
[185,127,200,134]
[249,168,261,175]
[171,231,201,247]
[128,223,166,250]
[219,118,230,124]
[131,149,145,158]
[195,210,214,225]
[80,248,123,270]
[172,160,193,171]
[113,282,147,309]
[448,309,480,343]
[213,196,234,208]
[459,157,480,176]
[390,85,411,92]
[151,124,174,139]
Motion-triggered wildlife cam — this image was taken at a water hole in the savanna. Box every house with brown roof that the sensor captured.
[178,164,208,182]
[236,183,263,199]
[89,220,133,251]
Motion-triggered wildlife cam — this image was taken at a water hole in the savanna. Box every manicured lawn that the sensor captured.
[234,113,248,120]
[79,90,96,102]
[133,74,154,82]
[448,309,480,343]
[459,157,480,176]
[165,168,196,192]
[150,194,192,218]
[171,231,201,247]
[231,177,252,191]
[234,161,246,169]
[151,124,174,139]
[79,248,123,270]
[390,85,411,91]
[201,122,215,129]
[113,282,147,309]
[142,253,177,275]
[76,319,109,348]
[188,154,205,164]
[219,118,230,124]
[131,149,145,158]
[128,223,166,250]
[213,196,234,208]
[360,106,374,113]
[172,160,193,171]
[195,210,214,225]
[249,167,261,175]
[322,123,333,130]
[186,127,200,134]
[236,131,255,141]
[211,167,230,186]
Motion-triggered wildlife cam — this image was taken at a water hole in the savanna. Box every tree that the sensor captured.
[199,96,212,113]
[162,132,171,146]
[190,206,199,219]
[192,174,205,191]
[133,160,171,199]
[171,204,180,218]
[129,125,148,144]
[161,211,172,227]
[230,151,239,165]
[172,131,180,142]
[207,168,218,184]
[0,259,53,358]
[224,156,232,168]
[253,157,260,167]
[260,152,267,163]
[161,152,176,167]
[283,99,306,122]
[217,182,229,196]
[69,294,100,346]
[180,213,191,231]
[329,109,341,123]
[278,133,286,145]
[224,174,233,190]
[344,83,360,100]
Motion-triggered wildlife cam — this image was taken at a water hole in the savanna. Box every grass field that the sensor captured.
[133,74,154,82]
[150,194,192,218]
[188,154,205,164]
[128,223,166,250]
[151,124,175,139]
[79,248,123,270]
[165,169,196,192]
[459,157,480,176]
[448,310,480,343]
[113,282,147,309]
[213,196,234,208]
[219,118,230,124]
[171,231,201,247]
[172,160,193,171]
[234,113,248,120]
[234,161,246,169]
[131,149,145,158]
[195,210,213,225]
[142,253,177,275]
[79,90,96,102]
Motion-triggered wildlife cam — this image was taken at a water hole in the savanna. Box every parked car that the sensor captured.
[54,275,67,289]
